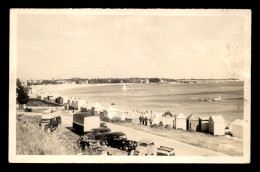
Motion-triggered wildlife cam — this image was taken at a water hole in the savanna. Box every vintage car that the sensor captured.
[24,108,34,112]
[77,136,101,150]
[82,127,111,140]
[39,114,62,133]
[78,127,111,149]
[156,146,175,156]
[103,132,138,152]
[133,139,156,156]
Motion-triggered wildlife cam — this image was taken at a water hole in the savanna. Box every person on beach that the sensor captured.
[139,115,142,124]
[144,115,148,126]
[141,115,144,125]
[149,117,153,126]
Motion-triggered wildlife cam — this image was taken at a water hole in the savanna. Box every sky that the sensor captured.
[16,14,245,81]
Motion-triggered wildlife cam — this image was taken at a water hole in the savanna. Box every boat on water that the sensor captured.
[213,96,222,101]
[122,83,128,90]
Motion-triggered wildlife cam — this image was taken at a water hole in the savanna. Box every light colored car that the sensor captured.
[156,146,175,156]
[134,139,156,156]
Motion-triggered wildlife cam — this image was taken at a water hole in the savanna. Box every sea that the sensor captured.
[58,81,244,123]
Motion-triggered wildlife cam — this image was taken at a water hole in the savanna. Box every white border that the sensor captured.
[9,9,251,163]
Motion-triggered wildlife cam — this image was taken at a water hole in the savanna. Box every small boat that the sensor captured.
[122,83,128,90]
[213,96,222,101]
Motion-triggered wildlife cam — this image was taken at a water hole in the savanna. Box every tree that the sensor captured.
[17,79,29,104]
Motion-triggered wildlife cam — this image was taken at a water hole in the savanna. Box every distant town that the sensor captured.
[25,77,242,86]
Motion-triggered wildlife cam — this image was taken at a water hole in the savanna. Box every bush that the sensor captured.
[101,116,111,122]
[164,124,171,129]
[111,117,124,123]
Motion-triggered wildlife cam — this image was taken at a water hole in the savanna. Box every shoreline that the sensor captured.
[30,82,243,123]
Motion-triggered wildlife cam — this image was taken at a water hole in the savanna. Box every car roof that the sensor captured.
[106,132,125,136]
[91,127,110,131]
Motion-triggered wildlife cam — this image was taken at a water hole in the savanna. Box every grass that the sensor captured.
[16,114,99,155]
[16,113,125,155]
[109,121,243,156]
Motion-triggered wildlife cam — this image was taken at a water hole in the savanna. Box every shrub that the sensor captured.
[101,116,111,122]
[111,117,123,123]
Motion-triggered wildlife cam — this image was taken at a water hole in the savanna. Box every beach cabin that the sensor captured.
[162,111,173,117]
[199,117,209,133]
[75,99,86,110]
[209,115,225,136]
[80,103,88,112]
[187,114,199,131]
[232,119,243,139]
[107,103,118,119]
[60,97,68,105]
[173,113,187,130]
[94,102,104,116]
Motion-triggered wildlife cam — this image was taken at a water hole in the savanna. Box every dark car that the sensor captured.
[39,114,62,133]
[78,127,111,149]
[103,132,138,152]
[24,108,33,112]
[100,122,107,128]
[83,127,111,140]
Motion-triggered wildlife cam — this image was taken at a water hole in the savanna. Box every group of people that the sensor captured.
[139,114,153,126]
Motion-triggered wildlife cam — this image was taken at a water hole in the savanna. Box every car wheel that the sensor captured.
[101,139,107,146]
[123,145,129,151]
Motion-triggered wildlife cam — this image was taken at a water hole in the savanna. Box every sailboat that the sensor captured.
[122,83,127,90]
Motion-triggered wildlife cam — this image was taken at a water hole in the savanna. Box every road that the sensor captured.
[61,115,228,156]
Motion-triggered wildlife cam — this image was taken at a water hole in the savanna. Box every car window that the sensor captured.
[119,135,127,140]
[41,119,50,123]
[157,152,168,156]
[139,142,148,147]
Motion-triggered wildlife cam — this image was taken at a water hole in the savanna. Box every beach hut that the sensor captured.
[162,111,173,117]
[75,99,86,110]
[199,116,209,133]
[107,104,118,119]
[209,115,225,136]
[94,102,104,116]
[60,97,68,104]
[232,119,243,139]
[173,113,187,130]
[187,114,199,131]
[80,103,89,112]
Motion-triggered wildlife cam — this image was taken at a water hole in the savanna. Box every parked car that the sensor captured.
[100,122,107,128]
[77,136,101,150]
[24,108,33,112]
[156,146,175,156]
[82,127,111,140]
[103,132,138,152]
[77,127,111,150]
[133,139,156,156]
[39,114,62,133]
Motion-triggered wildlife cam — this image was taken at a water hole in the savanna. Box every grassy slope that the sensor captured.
[16,114,86,155]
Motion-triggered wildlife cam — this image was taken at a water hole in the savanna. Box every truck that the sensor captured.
[73,112,100,134]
